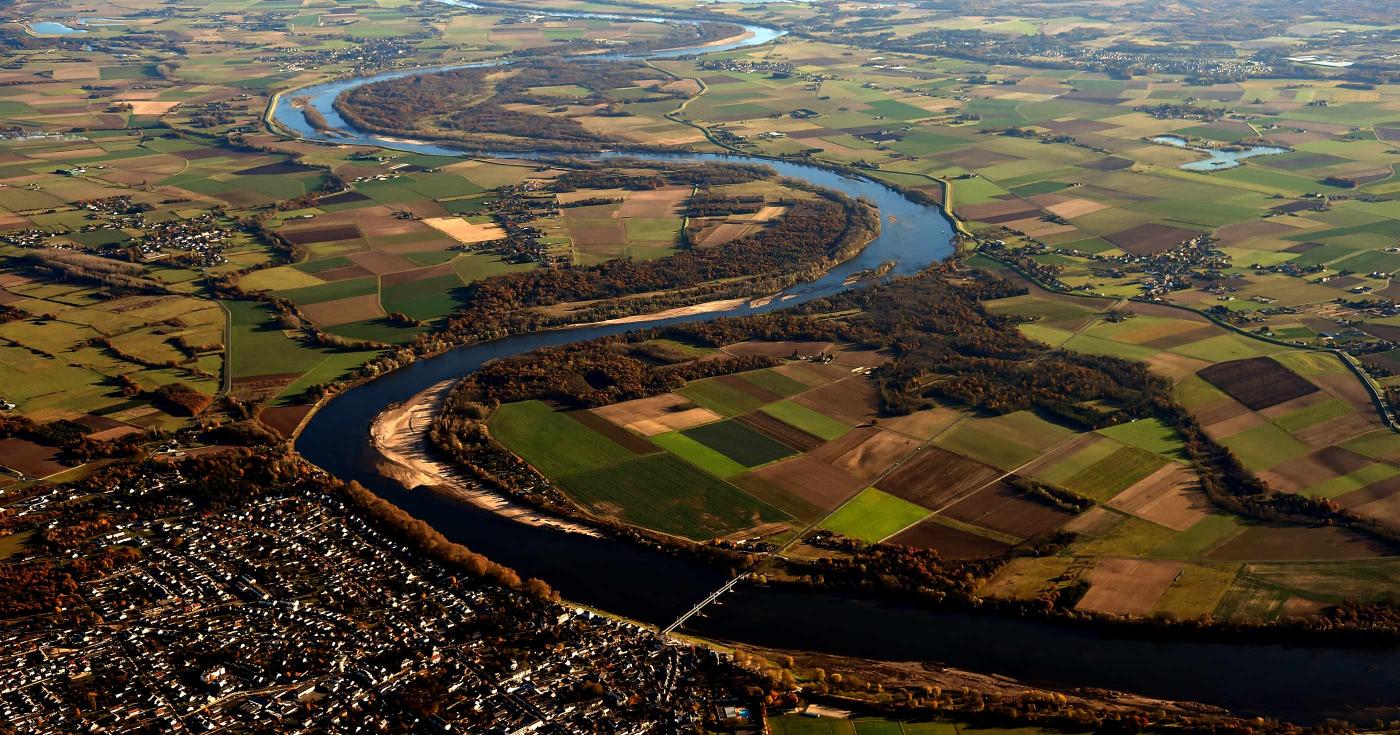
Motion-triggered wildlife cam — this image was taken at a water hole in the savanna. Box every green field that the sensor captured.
[823,487,932,543]
[678,377,770,416]
[760,400,853,440]
[489,400,637,476]
[558,454,788,539]
[740,368,812,398]
[225,300,353,380]
[1217,423,1309,471]
[932,424,1039,470]
[1148,515,1244,559]
[682,420,796,467]
[650,430,749,478]
[1095,418,1182,456]
[1061,446,1168,501]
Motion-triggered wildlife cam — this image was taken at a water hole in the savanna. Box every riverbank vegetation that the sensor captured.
[336,58,694,152]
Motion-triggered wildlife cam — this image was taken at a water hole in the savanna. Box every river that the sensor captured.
[284,3,1398,722]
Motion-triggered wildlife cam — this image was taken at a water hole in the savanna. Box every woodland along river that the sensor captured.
[280,4,1399,722]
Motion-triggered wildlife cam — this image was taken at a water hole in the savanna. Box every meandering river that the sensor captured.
[282,5,1398,722]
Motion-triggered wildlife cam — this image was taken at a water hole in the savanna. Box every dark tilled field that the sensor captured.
[281,224,362,245]
[1080,154,1136,170]
[0,437,68,478]
[792,377,879,425]
[234,161,322,176]
[940,480,1078,540]
[735,411,824,453]
[1197,356,1318,410]
[716,374,782,404]
[1105,223,1203,256]
[316,190,372,206]
[683,419,795,467]
[1336,475,1400,510]
[874,446,1003,510]
[733,456,866,521]
[259,404,316,439]
[888,517,1012,558]
[808,426,879,463]
[1206,523,1391,561]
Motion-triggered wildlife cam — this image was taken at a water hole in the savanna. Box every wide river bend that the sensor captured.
[278,5,1398,721]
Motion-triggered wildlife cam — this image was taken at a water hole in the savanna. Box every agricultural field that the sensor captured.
[0,128,411,438]
[240,157,537,344]
[626,12,1400,405]
[0,0,822,485]
[969,269,1400,622]
[238,161,805,343]
[4,0,1400,633]
[487,312,1400,623]
[0,0,701,454]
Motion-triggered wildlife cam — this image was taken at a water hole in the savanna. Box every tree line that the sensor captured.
[425,190,875,343]
[334,59,679,151]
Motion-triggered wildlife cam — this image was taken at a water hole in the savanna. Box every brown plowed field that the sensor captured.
[829,348,891,368]
[773,361,850,385]
[568,410,658,455]
[888,518,1012,559]
[282,224,362,245]
[1335,475,1400,510]
[1106,463,1211,531]
[315,264,376,282]
[808,426,878,463]
[716,374,782,404]
[301,294,385,327]
[348,250,418,275]
[259,404,315,438]
[380,262,455,287]
[591,392,721,436]
[941,480,1077,540]
[316,191,371,206]
[736,411,824,452]
[1197,357,1318,410]
[1207,523,1390,561]
[724,341,835,359]
[616,186,688,217]
[1348,492,1400,528]
[874,446,1003,510]
[0,437,67,478]
[1292,412,1380,448]
[793,377,879,425]
[1076,558,1182,616]
[1105,223,1203,256]
[735,455,866,521]
[829,429,920,484]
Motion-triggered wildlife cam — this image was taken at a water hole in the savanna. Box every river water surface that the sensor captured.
[285,5,1398,722]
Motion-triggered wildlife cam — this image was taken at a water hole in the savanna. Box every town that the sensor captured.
[0,458,761,734]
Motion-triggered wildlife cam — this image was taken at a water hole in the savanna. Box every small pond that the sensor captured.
[1152,134,1289,171]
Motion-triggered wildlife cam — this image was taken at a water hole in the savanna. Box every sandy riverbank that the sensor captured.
[585,296,757,326]
[368,379,600,537]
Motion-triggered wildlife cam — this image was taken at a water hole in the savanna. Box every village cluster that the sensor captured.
[0,471,756,734]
